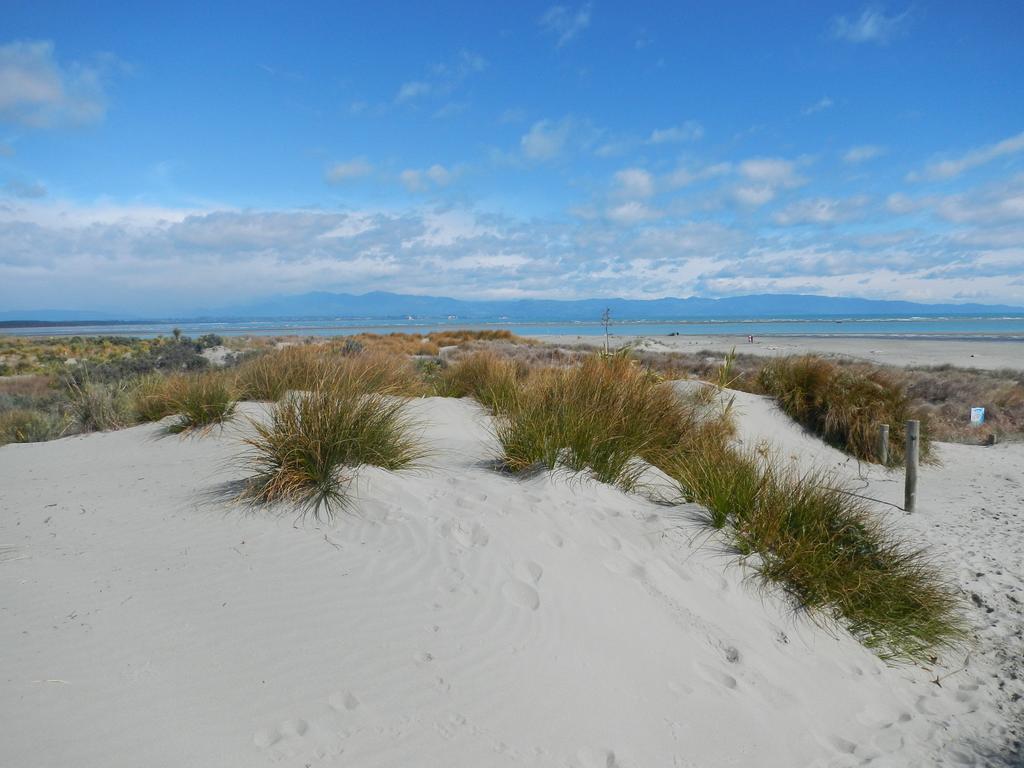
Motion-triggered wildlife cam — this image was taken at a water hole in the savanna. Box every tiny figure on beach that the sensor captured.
[747,335,754,344]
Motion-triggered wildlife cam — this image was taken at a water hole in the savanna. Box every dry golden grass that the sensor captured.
[232,345,424,401]
[0,374,55,398]
[494,353,727,490]
[336,329,528,357]
[758,356,930,465]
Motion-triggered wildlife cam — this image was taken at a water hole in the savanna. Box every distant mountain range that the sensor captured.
[2,291,1023,324]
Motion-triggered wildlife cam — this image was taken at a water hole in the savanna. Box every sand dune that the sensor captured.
[1,395,1021,767]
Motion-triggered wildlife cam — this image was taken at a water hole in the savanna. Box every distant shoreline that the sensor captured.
[531,332,1024,371]
[3,314,1024,340]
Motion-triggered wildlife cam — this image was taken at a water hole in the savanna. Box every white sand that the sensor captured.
[530,334,1024,370]
[1,396,1021,767]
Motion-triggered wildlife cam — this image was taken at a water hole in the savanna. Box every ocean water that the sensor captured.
[4,315,1024,339]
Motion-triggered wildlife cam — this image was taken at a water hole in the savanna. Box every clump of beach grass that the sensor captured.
[237,378,424,519]
[432,351,525,414]
[494,353,714,490]
[662,441,965,662]
[165,373,237,434]
[131,373,185,423]
[232,345,329,401]
[758,355,930,465]
[65,379,134,432]
[233,346,423,401]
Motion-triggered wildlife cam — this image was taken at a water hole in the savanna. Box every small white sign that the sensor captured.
[970,407,986,425]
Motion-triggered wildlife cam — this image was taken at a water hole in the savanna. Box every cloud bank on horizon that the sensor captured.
[0,2,1023,313]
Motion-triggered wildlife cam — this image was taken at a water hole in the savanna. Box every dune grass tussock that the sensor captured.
[332,352,425,397]
[164,373,237,434]
[432,351,526,413]
[132,373,185,423]
[238,381,424,519]
[233,346,423,401]
[758,356,929,465]
[664,441,965,662]
[493,354,726,490]
[232,345,331,401]
[66,379,134,432]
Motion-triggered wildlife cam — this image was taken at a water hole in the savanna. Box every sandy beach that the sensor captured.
[530,334,1024,371]
[2,392,1021,767]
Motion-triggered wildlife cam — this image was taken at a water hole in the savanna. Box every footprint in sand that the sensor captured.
[873,728,904,753]
[539,531,564,548]
[694,661,738,690]
[253,718,310,754]
[501,579,540,610]
[448,520,489,548]
[328,691,361,711]
[455,492,488,510]
[576,747,623,767]
[515,560,543,584]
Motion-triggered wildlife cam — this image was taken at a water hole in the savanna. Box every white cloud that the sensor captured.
[772,196,869,225]
[885,193,921,214]
[831,7,909,44]
[648,121,703,143]
[843,145,885,164]
[400,164,459,192]
[0,40,117,128]
[802,97,833,115]
[733,186,776,207]
[666,162,731,188]
[3,200,1024,309]
[606,201,660,224]
[934,177,1024,224]
[395,50,487,104]
[741,157,802,189]
[594,139,632,158]
[613,168,654,198]
[539,3,592,47]
[325,158,373,184]
[886,176,1024,224]
[521,118,573,161]
[395,80,431,103]
[912,130,1024,181]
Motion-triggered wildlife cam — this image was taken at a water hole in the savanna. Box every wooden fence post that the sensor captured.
[878,423,889,466]
[904,420,920,513]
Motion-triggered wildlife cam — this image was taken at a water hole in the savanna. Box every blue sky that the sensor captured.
[1,1,1023,312]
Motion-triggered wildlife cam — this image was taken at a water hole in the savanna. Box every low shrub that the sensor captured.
[238,381,423,518]
[0,408,67,445]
